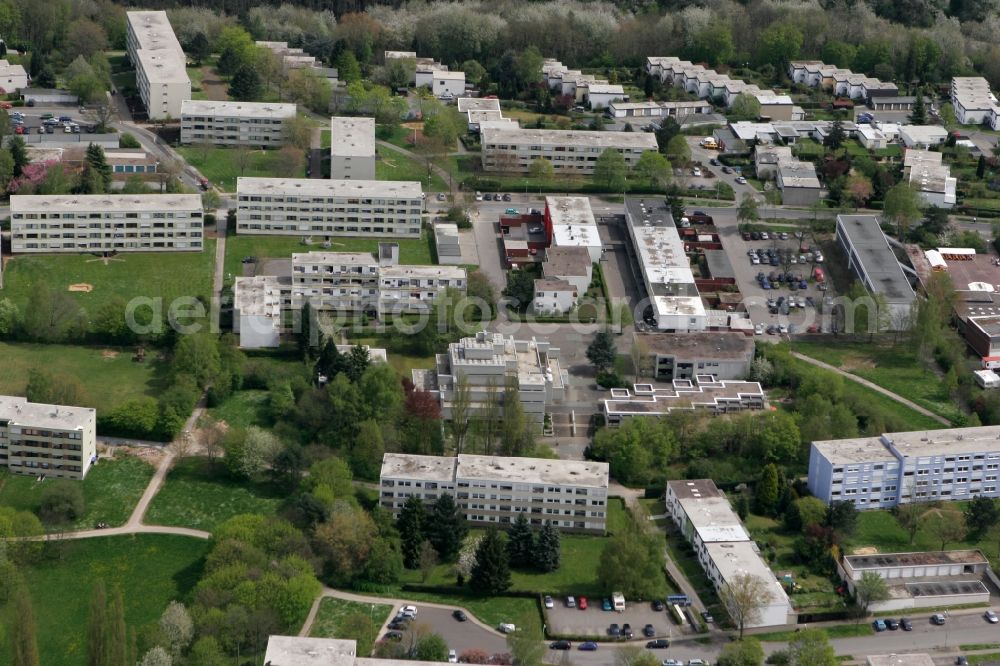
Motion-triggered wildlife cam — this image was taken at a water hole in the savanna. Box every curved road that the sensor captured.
[790,351,950,425]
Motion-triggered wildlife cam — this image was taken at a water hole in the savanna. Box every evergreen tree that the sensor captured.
[470,528,511,595]
[396,496,425,569]
[586,329,617,374]
[427,494,467,561]
[823,118,845,150]
[12,586,40,666]
[299,300,315,362]
[910,91,927,125]
[228,65,262,101]
[86,581,108,666]
[189,33,211,65]
[85,143,112,193]
[10,136,28,177]
[315,338,346,380]
[535,523,561,573]
[665,187,685,222]
[977,155,987,180]
[735,493,750,521]
[754,464,780,516]
[506,513,535,568]
[345,344,371,383]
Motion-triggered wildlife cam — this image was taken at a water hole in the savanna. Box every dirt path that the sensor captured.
[790,351,950,425]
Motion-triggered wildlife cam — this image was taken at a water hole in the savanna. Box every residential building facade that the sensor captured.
[235,177,423,238]
[10,194,204,253]
[635,332,755,381]
[0,395,97,480]
[0,59,28,91]
[808,425,1000,509]
[180,100,297,147]
[126,11,191,120]
[380,453,610,532]
[329,116,376,180]
[666,479,794,628]
[481,127,657,175]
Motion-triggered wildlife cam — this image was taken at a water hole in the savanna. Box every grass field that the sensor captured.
[176,145,306,190]
[0,342,167,414]
[753,625,873,643]
[792,340,963,424]
[377,149,449,192]
[223,233,435,285]
[0,535,209,666]
[207,389,271,429]
[0,454,154,530]
[187,66,206,100]
[310,598,393,656]
[144,456,284,531]
[1,240,217,324]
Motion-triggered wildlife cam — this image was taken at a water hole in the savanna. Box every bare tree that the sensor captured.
[478,377,500,456]
[921,510,967,551]
[234,147,254,179]
[201,419,226,465]
[83,99,116,132]
[449,374,471,455]
[156,156,181,193]
[720,573,771,639]
[630,334,651,382]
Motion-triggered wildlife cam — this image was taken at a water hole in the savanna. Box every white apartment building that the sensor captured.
[126,11,191,120]
[379,453,610,532]
[624,198,706,331]
[329,116,375,180]
[951,77,1000,127]
[412,331,568,425]
[0,59,28,91]
[0,395,97,480]
[235,177,423,238]
[606,100,713,120]
[10,194,204,253]
[180,100,297,147]
[431,70,466,98]
[899,125,949,149]
[481,126,656,175]
[905,149,957,208]
[603,376,766,426]
[545,196,603,262]
[808,425,1000,509]
[584,83,627,109]
[665,479,794,628]
[233,275,286,349]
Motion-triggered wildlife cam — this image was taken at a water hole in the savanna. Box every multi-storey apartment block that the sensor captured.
[808,425,1000,510]
[379,453,610,532]
[665,479,794,627]
[0,395,97,480]
[603,375,766,426]
[481,126,657,175]
[126,11,191,120]
[412,331,568,425]
[180,100,297,147]
[10,194,204,253]
[329,117,376,180]
[235,177,423,238]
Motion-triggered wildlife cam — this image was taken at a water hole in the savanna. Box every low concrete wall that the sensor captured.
[4,133,120,148]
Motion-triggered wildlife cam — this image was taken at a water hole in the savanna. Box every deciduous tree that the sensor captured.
[853,570,889,618]
[592,148,627,192]
[717,638,764,666]
[11,586,40,666]
[965,496,1000,537]
[720,573,771,639]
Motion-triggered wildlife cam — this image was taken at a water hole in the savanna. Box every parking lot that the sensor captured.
[8,110,92,136]
[544,598,698,640]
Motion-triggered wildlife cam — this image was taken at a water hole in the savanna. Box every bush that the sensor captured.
[38,481,85,524]
[596,371,629,389]
[120,133,141,149]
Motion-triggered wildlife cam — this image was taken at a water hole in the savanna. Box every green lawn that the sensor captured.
[187,66,206,100]
[0,535,209,666]
[144,456,285,531]
[377,148,449,192]
[310,597,393,656]
[754,625,872,643]
[321,129,331,149]
[843,505,1000,558]
[207,389,271,429]
[0,342,167,414]
[0,454,154,530]
[223,232,434,284]
[1,240,217,325]
[792,340,964,424]
[175,145,307,190]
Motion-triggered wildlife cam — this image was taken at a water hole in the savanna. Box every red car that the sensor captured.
[0,102,12,109]
[578,597,588,610]
[14,125,24,134]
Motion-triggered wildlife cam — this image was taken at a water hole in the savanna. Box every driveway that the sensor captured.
[687,137,760,203]
[400,606,509,657]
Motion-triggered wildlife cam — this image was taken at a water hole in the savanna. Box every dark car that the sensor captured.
[701,611,714,623]
[453,610,467,622]
[579,642,599,651]
[385,631,403,641]
[957,658,968,666]
[387,621,407,631]
[885,618,899,630]
[502,193,512,202]
[622,624,634,639]
[609,624,621,637]
[721,166,732,174]
[900,618,912,631]
[652,600,665,612]
[550,641,572,650]
[709,158,719,166]
[646,639,670,649]
[750,231,761,240]
[742,232,752,240]
[643,624,655,637]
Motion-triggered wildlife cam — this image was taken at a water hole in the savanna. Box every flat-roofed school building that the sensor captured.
[0,395,97,480]
[10,194,204,253]
[180,100,297,147]
[235,177,423,238]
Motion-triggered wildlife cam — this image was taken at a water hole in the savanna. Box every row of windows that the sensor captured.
[17,222,201,230]
[238,224,420,234]
[14,429,82,439]
[17,241,201,249]
[16,212,201,220]
[182,117,286,124]
[485,144,646,155]
[239,196,419,205]
[242,215,419,223]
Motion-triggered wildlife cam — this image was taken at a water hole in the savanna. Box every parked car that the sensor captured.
[448,650,458,663]
[609,624,621,637]
[475,192,483,201]
[701,611,714,623]
[735,176,747,184]
[58,115,71,122]
[886,618,899,630]
[502,193,512,201]
[566,596,576,608]
[688,660,708,666]
[505,207,518,215]
[986,610,998,624]
[754,323,765,335]
[622,624,634,639]
[400,605,418,619]
[40,113,53,120]
[579,597,588,610]
[957,658,968,666]
[602,598,613,611]
[550,641,572,650]
[900,618,912,631]
[544,596,554,609]
[647,639,670,649]
[932,614,946,626]
[873,619,887,634]
[652,600,665,612]
[579,642,599,651]
[643,624,656,637]
[385,631,403,641]
[436,192,446,201]
[453,610,467,622]
[721,166,732,174]
[662,661,684,666]
[498,623,516,633]
[709,158,719,166]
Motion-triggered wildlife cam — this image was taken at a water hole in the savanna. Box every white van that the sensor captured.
[612,592,625,611]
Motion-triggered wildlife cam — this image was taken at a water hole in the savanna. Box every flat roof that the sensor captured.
[292,251,376,266]
[705,541,783,595]
[11,193,201,213]
[901,125,949,141]
[778,160,821,189]
[263,636,356,666]
[543,246,592,277]
[380,265,467,280]
[181,100,296,120]
[546,196,596,228]
[329,117,375,157]
[605,378,764,415]
[635,331,753,360]
[234,275,284,317]
[457,97,502,113]
[481,126,657,150]
[0,395,95,430]
[381,453,456,482]
[667,479,725,500]
[456,454,608,488]
[815,425,1000,462]
[135,48,190,85]
[812,438,893,464]
[432,70,465,81]
[535,277,576,292]
[837,215,915,304]
[586,83,625,95]
[237,177,421,199]
[127,11,184,55]
[846,550,988,569]
[867,655,935,666]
